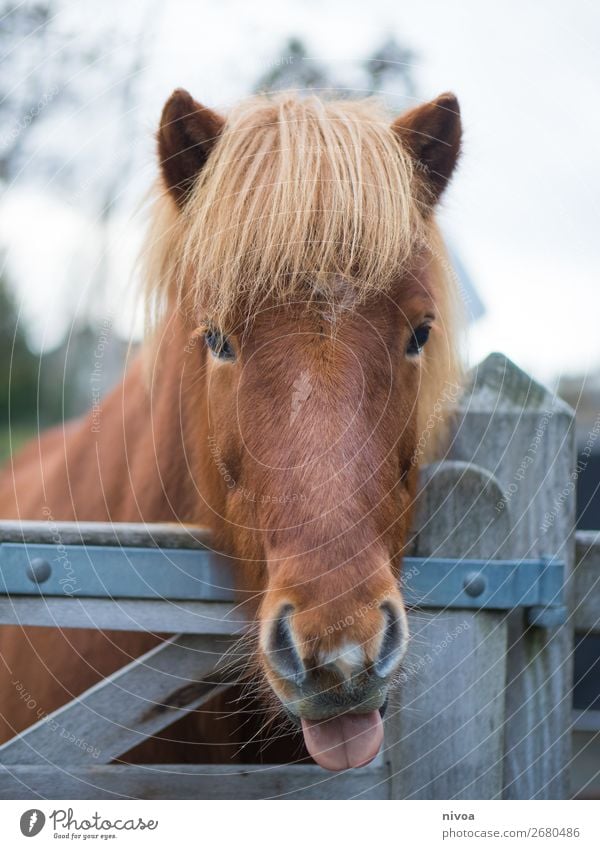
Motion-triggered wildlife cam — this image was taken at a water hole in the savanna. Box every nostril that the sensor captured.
[374,601,407,678]
[263,604,306,686]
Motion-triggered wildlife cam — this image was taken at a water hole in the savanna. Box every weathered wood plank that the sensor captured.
[386,460,510,799]
[450,353,576,799]
[0,597,245,634]
[572,709,600,732]
[390,609,507,799]
[0,762,389,800]
[0,520,211,549]
[0,634,236,766]
[574,531,600,633]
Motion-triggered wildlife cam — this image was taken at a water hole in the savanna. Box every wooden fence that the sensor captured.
[0,353,595,800]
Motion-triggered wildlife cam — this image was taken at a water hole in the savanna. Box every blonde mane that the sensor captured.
[143,93,463,458]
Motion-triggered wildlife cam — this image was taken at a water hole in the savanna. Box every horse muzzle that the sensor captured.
[277,672,390,771]
[260,599,407,770]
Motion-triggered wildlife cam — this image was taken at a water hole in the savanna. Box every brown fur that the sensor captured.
[0,91,463,761]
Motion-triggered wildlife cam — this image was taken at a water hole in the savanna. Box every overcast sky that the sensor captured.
[1,0,599,385]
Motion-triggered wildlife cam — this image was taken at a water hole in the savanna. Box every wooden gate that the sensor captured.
[0,354,587,799]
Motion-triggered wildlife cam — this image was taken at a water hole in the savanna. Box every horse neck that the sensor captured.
[91,314,210,524]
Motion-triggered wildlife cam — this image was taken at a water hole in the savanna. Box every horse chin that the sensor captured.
[281,704,302,728]
[282,698,388,724]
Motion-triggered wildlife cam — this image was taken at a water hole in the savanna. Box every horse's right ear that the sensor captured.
[157,89,225,207]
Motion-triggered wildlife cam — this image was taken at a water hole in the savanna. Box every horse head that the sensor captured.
[149,90,462,769]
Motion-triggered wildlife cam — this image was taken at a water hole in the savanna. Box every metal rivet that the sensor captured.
[26,558,52,584]
[463,571,486,597]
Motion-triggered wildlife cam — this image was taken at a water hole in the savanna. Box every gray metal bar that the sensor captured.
[0,533,566,622]
[0,543,237,600]
[401,555,566,625]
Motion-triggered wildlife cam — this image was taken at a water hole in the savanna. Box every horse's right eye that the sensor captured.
[205,329,235,361]
[406,323,431,357]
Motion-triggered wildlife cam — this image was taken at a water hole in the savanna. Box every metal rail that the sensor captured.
[0,521,566,627]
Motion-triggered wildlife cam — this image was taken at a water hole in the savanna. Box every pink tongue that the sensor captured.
[301,711,383,771]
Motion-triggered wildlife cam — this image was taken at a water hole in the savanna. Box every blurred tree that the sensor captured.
[0,1,56,182]
[0,274,40,458]
[0,0,157,313]
[0,0,154,196]
[364,36,418,99]
[0,269,132,462]
[253,34,418,103]
[0,0,157,435]
[254,37,332,94]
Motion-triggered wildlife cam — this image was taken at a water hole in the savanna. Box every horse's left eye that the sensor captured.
[406,323,431,356]
[205,329,235,361]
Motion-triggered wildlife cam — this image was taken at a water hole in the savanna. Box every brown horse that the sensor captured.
[0,90,462,770]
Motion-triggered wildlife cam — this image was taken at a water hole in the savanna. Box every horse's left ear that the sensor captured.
[392,93,461,206]
[157,89,225,207]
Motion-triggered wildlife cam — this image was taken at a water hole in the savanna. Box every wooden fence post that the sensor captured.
[450,353,576,799]
[386,460,512,799]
